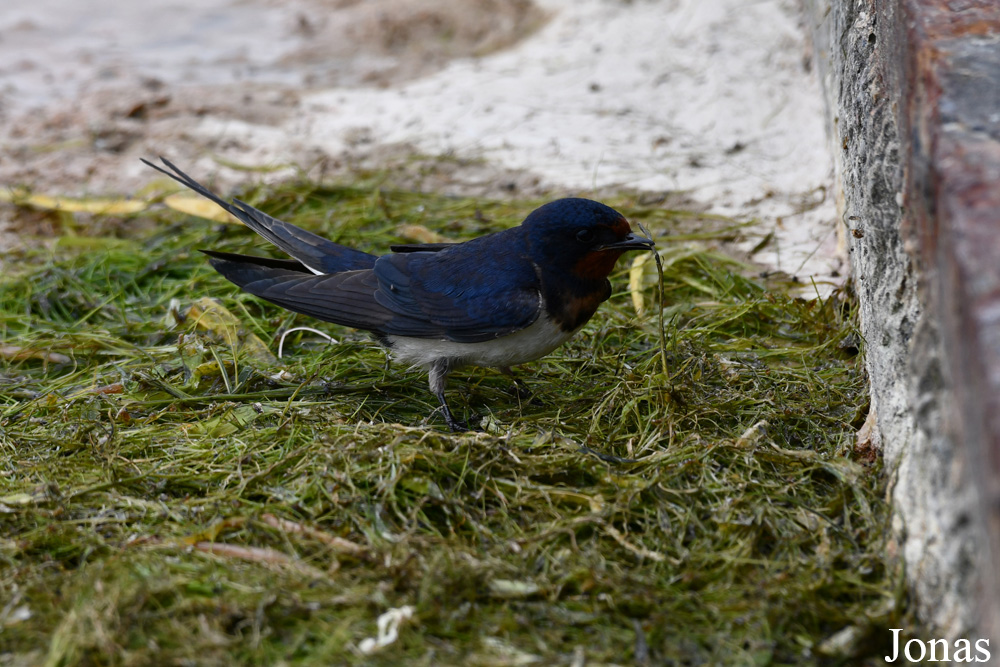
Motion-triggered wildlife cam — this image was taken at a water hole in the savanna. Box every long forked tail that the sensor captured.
[201,249,392,332]
[141,157,377,274]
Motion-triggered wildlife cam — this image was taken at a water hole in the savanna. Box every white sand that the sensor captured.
[2,0,839,287]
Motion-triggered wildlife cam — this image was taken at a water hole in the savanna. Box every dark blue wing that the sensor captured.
[205,228,541,343]
[373,229,542,343]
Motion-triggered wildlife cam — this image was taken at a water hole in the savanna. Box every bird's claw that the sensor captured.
[445,415,469,432]
[438,404,470,432]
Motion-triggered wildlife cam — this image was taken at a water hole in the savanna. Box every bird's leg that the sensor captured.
[436,393,467,432]
[500,366,532,400]
[429,358,467,432]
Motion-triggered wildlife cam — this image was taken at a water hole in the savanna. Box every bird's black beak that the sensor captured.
[598,232,655,251]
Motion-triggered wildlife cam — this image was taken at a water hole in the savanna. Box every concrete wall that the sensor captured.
[803,0,999,640]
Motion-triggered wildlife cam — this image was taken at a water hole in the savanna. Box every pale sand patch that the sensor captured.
[1,0,838,290]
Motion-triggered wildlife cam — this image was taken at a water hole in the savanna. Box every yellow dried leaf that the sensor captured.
[187,297,239,339]
[0,189,146,215]
[396,223,448,244]
[163,194,236,223]
[186,298,277,364]
[629,252,659,315]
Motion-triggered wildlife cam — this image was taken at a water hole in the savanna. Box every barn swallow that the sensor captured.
[142,157,654,430]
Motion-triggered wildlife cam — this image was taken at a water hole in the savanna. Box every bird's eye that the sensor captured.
[576,229,595,243]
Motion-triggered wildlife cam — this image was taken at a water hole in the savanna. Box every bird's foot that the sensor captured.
[437,403,473,432]
[443,413,469,432]
[431,369,481,432]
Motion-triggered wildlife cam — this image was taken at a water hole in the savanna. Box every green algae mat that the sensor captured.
[1,178,918,665]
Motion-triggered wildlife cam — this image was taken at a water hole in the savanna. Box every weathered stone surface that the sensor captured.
[804,0,1000,640]
[899,2,1000,639]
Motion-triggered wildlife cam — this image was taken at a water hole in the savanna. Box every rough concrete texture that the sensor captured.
[896,0,1000,640]
[805,0,1000,640]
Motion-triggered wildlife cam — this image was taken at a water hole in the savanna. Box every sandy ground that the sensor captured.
[0,0,840,288]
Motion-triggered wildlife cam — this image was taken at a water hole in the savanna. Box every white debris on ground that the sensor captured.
[357,605,415,655]
[0,0,839,289]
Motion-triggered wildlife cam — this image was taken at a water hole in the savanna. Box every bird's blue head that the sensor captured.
[522,198,654,283]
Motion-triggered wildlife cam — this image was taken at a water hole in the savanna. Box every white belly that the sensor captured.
[385,316,580,370]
